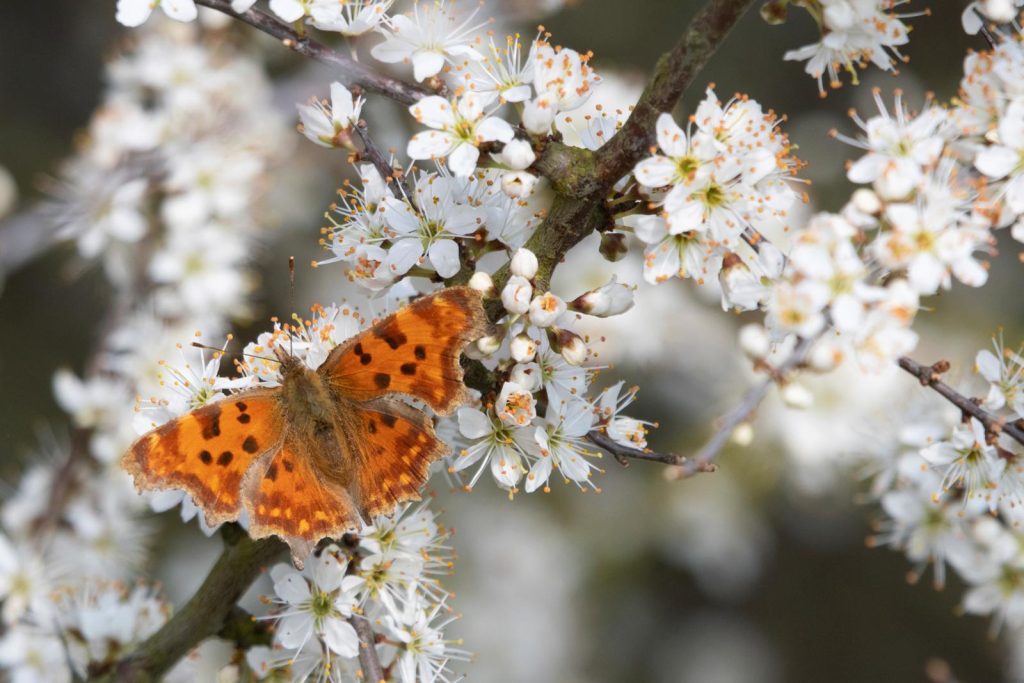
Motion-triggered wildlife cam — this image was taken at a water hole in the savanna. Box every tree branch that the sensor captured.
[473,0,757,303]
[193,0,432,105]
[94,526,285,682]
[592,0,757,188]
[350,615,386,683]
[898,356,1024,446]
[353,118,408,199]
[587,429,692,468]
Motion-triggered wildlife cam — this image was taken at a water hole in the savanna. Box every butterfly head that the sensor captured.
[273,345,307,380]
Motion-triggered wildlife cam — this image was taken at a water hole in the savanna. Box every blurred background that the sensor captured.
[1,1,1018,681]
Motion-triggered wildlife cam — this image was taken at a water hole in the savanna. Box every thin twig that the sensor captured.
[350,615,386,683]
[587,429,691,468]
[898,356,1024,446]
[667,332,821,479]
[353,119,408,198]
[193,0,432,105]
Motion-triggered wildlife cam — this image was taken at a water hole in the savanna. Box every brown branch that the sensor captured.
[353,118,408,199]
[93,526,285,682]
[193,0,432,105]
[592,0,757,188]
[468,0,757,305]
[350,614,386,683]
[898,356,1024,446]
[587,429,693,468]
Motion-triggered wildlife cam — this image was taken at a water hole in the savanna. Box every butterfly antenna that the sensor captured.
[190,341,276,363]
[289,256,296,358]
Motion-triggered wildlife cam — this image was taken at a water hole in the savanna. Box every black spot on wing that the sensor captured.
[200,405,222,439]
[242,436,259,453]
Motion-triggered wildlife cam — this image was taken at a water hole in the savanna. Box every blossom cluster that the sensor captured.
[247,505,463,682]
[288,5,650,496]
[450,251,641,494]
[0,21,288,681]
[854,335,1024,633]
[774,0,917,96]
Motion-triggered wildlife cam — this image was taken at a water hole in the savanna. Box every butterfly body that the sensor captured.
[123,287,489,566]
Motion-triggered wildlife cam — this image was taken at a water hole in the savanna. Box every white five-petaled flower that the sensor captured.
[975,99,1024,213]
[116,0,198,26]
[526,399,599,492]
[469,34,536,103]
[297,82,365,149]
[268,546,364,659]
[783,0,912,96]
[383,591,469,683]
[377,172,485,279]
[522,42,600,134]
[876,200,990,295]
[495,381,537,427]
[309,0,394,35]
[633,113,714,198]
[627,214,711,285]
[839,90,948,200]
[407,93,514,177]
[595,381,651,451]
[877,475,973,589]
[921,418,1005,502]
[976,339,1024,417]
[453,407,528,490]
[370,0,485,82]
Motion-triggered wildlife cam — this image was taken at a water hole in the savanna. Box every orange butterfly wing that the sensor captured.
[123,391,284,526]
[242,436,361,565]
[351,399,450,520]
[319,286,489,415]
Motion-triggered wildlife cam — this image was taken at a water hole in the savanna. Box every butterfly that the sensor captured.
[123,287,489,567]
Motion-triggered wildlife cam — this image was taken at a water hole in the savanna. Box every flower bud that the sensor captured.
[468,270,495,295]
[732,422,754,446]
[497,139,536,170]
[599,232,629,262]
[781,383,814,409]
[509,362,542,392]
[528,292,566,328]
[500,275,533,314]
[475,334,502,356]
[501,171,538,198]
[807,340,844,372]
[719,252,763,312]
[738,323,770,359]
[509,248,539,279]
[850,188,882,216]
[980,0,1017,22]
[510,334,538,362]
[523,95,556,135]
[569,276,635,317]
[548,327,587,365]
